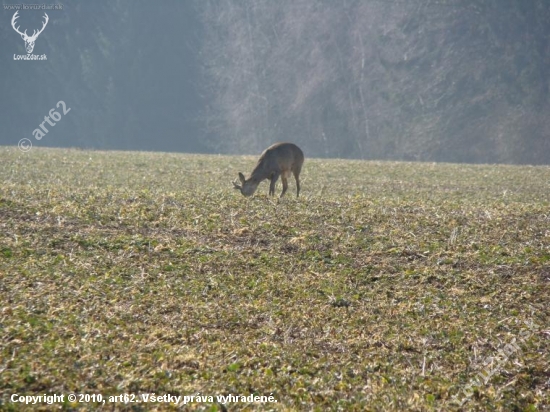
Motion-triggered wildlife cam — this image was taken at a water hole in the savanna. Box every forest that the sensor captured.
[1,0,549,164]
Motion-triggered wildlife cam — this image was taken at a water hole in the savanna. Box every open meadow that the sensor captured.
[0,147,549,411]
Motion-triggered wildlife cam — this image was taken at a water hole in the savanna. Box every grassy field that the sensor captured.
[0,146,549,411]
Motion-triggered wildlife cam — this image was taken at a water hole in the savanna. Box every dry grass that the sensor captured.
[0,147,549,411]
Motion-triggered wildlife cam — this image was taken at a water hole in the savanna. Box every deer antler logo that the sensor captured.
[11,11,49,54]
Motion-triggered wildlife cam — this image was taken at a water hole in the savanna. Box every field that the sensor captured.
[0,147,549,411]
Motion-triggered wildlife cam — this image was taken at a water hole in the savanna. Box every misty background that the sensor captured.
[1,0,549,164]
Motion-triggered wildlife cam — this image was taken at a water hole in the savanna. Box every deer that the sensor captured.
[233,143,304,198]
[11,11,49,54]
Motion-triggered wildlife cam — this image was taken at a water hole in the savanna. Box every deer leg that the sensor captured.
[293,170,301,197]
[280,176,289,197]
[269,173,279,196]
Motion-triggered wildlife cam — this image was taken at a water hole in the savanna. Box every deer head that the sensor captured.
[12,11,49,54]
[233,173,259,197]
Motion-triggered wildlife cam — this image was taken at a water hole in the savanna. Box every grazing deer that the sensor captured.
[233,143,304,198]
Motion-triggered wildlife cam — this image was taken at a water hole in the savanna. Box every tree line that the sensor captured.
[2,0,549,164]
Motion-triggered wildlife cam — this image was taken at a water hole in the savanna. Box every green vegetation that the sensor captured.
[0,147,548,411]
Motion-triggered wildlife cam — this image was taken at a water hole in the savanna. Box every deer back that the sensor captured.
[251,143,304,180]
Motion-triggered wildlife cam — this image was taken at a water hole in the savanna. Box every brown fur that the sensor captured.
[234,143,304,197]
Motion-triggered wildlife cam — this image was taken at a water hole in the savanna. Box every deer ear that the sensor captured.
[238,172,246,185]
